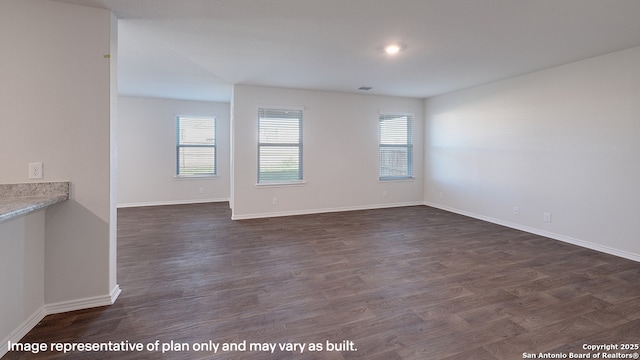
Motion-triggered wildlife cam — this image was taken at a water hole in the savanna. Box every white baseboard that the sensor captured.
[0,284,121,359]
[231,201,425,220]
[424,202,640,263]
[117,198,229,208]
[0,306,46,358]
[45,284,121,315]
[110,284,122,304]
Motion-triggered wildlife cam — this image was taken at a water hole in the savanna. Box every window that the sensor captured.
[379,113,413,180]
[176,116,216,176]
[258,108,303,183]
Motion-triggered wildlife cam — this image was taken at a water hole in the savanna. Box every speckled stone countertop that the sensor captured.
[0,182,70,223]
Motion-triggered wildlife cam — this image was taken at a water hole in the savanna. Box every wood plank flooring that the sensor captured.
[5,203,640,359]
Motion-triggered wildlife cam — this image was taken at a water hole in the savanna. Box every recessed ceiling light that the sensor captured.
[358,86,373,91]
[384,44,402,55]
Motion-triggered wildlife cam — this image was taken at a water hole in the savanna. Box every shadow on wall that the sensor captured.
[44,199,111,303]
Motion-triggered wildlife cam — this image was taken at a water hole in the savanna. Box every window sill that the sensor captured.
[174,175,218,180]
[378,176,415,183]
[255,181,306,188]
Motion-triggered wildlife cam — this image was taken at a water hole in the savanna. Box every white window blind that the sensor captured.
[176,116,216,176]
[258,108,303,183]
[379,114,413,180]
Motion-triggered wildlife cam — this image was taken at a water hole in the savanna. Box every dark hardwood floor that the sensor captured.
[5,203,640,359]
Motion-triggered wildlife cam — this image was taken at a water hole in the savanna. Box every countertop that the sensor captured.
[0,182,70,223]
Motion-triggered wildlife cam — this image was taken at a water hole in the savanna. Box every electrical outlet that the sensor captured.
[272,197,278,205]
[383,191,388,198]
[544,212,552,222]
[29,162,43,179]
[199,187,204,194]
[513,206,520,215]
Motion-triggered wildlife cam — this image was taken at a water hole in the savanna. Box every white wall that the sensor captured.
[231,85,424,219]
[109,11,119,299]
[117,96,231,207]
[0,213,45,355]
[425,46,640,260]
[0,0,117,352]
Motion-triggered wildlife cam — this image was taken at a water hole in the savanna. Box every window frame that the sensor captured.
[257,107,304,185]
[378,113,414,181]
[175,115,217,177]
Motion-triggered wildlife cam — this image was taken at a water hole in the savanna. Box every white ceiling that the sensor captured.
[53,0,640,102]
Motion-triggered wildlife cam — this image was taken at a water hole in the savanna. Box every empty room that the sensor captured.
[2,0,640,359]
